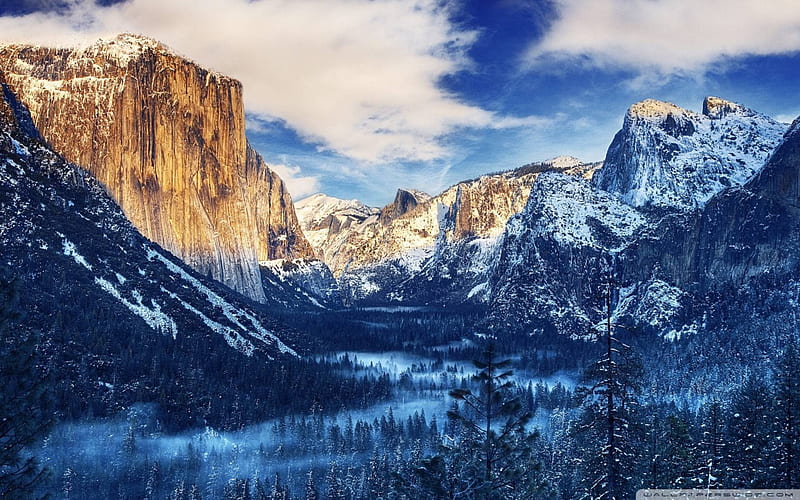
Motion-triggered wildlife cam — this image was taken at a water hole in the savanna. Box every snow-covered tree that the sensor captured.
[576,281,643,500]
[772,336,800,486]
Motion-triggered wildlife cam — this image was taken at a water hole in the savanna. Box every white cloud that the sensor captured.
[525,0,800,77]
[266,162,320,200]
[0,0,536,163]
[775,113,800,125]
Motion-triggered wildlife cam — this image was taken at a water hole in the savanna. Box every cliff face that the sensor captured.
[0,33,313,302]
[593,97,785,211]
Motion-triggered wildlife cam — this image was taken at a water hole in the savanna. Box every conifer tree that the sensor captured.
[694,399,727,488]
[576,280,643,500]
[725,373,773,487]
[0,269,53,499]
[772,335,800,486]
[304,470,319,500]
[422,343,548,499]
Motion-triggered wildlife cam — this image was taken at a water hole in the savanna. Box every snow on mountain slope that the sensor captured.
[593,97,786,211]
[484,171,654,336]
[507,172,646,251]
[0,71,301,359]
[294,193,380,258]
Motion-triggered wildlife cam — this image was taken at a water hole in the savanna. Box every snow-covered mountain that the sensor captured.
[485,171,653,337]
[295,193,380,261]
[593,97,786,211]
[480,99,796,340]
[311,158,600,304]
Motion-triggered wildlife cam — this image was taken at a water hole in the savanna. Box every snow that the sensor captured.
[95,277,178,339]
[161,287,256,356]
[514,172,646,251]
[62,238,93,270]
[467,281,488,299]
[595,97,787,211]
[543,155,582,169]
[147,247,298,357]
[10,138,30,157]
[627,99,688,120]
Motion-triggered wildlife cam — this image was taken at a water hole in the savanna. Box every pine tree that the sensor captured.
[576,280,643,500]
[694,399,727,488]
[0,269,53,498]
[424,343,549,499]
[304,470,319,500]
[725,373,773,487]
[772,335,800,486]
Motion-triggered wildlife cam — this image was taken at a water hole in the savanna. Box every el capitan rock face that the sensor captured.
[0,33,313,302]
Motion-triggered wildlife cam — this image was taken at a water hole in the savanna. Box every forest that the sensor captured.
[2,269,800,499]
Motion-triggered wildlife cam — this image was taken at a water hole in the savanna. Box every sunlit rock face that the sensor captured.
[0,33,313,302]
[296,157,600,305]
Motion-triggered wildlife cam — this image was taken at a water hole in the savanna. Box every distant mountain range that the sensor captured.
[2,33,800,371]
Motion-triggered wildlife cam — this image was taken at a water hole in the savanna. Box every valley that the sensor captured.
[1,30,799,499]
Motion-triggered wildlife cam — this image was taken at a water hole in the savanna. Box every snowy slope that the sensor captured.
[593,97,786,211]
[483,171,654,336]
[0,75,301,359]
[294,193,380,257]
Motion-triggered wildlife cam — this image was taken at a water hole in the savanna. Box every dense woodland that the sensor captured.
[2,265,800,499]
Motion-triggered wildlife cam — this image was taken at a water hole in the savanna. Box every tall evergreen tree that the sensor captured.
[303,470,318,500]
[576,280,643,500]
[0,269,53,498]
[772,335,800,486]
[418,343,549,499]
[693,399,727,488]
[725,373,773,487]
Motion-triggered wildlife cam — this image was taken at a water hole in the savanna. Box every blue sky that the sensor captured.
[1,0,799,206]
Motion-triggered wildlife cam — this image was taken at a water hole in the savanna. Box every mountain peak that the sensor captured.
[543,155,582,169]
[626,99,696,137]
[81,33,171,66]
[595,97,787,210]
[627,99,687,120]
[379,188,430,224]
[702,96,753,119]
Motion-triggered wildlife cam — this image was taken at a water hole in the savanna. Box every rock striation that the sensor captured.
[0,33,313,302]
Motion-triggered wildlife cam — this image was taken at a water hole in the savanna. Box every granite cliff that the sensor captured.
[0,33,313,302]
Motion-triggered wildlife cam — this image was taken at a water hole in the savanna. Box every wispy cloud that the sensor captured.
[266,162,320,200]
[0,0,540,164]
[524,0,800,78]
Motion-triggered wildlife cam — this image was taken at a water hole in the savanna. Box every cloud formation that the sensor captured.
[525,0,800,76]
[267,162,320,200]
[0,0,534,163]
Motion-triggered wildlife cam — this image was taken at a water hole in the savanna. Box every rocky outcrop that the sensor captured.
[0,33,313,302]
[378,188,430,224]
[593,97,785,211]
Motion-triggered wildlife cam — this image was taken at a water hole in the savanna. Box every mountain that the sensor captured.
[0,33,313,303]
[303,157,599,304]
[0,68,324,428]
[294,193,380,261]
[486,171,652,337]
[378,188,431,224]
[593,97,786,211]
[482,98,794,340]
